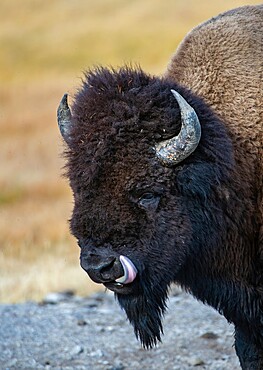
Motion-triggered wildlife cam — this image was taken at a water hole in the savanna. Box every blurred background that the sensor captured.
[1,0,261,303]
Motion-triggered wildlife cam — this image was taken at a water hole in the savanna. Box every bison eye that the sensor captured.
[138,192,160,211]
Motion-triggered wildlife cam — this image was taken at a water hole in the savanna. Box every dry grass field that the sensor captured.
[0,0,261,303]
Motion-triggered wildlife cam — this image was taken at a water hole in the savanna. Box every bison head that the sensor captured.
[57,66,233,348]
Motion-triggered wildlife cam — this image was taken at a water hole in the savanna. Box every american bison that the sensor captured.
[57,5,263,369]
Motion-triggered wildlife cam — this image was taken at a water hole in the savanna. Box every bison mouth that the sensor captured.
[104,281,136,294]
[103,255,138,294]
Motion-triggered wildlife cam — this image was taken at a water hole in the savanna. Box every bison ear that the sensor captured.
[57,93,73,145]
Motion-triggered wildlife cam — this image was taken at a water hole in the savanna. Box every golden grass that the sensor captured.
[0,0,261,302]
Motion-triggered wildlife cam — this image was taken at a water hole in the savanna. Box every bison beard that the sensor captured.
[116,277,169,349]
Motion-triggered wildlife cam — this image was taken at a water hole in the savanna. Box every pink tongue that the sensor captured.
[116,255,137,284]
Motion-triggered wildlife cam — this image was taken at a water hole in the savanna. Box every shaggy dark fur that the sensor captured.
[66,66,236,341]
[60,5,262,370]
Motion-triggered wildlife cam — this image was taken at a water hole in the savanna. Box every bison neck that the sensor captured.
[177,258,262,331]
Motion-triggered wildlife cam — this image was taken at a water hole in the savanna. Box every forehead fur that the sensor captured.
[66,66,183,182]
[71,66,181,145]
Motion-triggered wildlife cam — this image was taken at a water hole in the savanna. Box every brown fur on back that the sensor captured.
[165,4,263,250]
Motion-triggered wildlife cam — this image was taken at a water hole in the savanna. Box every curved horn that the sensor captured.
[155,89,201,166]
[57,93,73,144]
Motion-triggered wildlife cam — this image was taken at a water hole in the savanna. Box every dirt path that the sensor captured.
[0,289,240,369]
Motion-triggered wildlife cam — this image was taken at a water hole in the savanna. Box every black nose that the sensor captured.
[80,254,123,284]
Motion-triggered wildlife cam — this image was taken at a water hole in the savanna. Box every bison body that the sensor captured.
[58,5,263,369]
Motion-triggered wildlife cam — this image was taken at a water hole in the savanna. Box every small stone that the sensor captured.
[70,345,84,356]
[86,303,98,308]
[200,331,219,340]
[42,290,75,304]
[188,356,205,366]
[106,326,114,332]
[107,362,126,370]
[77,319,87,326]
[90,349,104,358]
[6,358,18,367]
[101,360,110,365]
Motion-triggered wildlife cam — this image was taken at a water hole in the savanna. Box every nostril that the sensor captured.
[90,257,116,273]
[100,258,116,274]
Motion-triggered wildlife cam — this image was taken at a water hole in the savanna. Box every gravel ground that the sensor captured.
[0,288,240,370]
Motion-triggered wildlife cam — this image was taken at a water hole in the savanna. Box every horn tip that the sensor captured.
[170,89,180,99]
[58,93,70,114]
[57,92,72,143]
[61,93,69,104]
